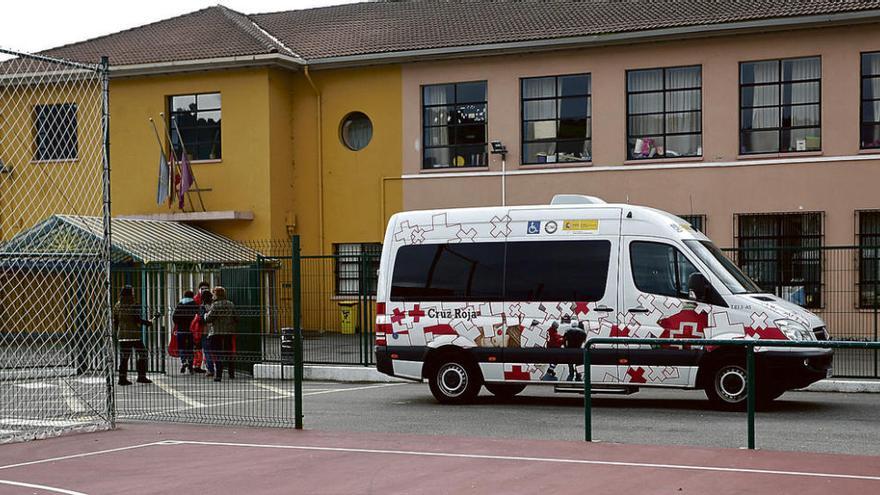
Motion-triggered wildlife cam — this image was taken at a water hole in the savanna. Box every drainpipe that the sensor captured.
[303,66,325,255]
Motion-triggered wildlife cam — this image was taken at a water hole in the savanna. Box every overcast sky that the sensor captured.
[0,0,360,55]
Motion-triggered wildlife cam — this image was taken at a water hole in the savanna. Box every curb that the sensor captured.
[800,379,880,393]
[254,364,880,391]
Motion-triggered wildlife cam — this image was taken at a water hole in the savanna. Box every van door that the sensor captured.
[501,236,622,384]
[619,237,707,387]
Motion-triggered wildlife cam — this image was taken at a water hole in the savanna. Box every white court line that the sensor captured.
[0,479,88,495]
[0,442,164,471]
[151,378,205,408]
[302,383,402,396]
[166,440,880,483]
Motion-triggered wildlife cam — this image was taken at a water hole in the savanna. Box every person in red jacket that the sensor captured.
[189,281,210,373]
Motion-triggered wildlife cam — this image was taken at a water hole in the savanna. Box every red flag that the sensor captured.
[178,152,194,209]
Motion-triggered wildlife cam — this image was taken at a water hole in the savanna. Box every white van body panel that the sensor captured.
[376,202,831,395]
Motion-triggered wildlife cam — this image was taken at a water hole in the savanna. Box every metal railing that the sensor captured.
[582,338,880,449]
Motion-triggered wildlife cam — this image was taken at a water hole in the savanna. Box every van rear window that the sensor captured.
[390,243,504,301]
[390,240,610,302]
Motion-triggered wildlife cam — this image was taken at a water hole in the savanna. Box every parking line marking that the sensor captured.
[167,440,880,482]
[152,377,205,408]
[252,382,293,397]
[0,479,88,495]
[303,383,402,396]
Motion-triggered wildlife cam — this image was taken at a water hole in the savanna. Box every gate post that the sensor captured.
[359,252,369,366]
[292,236,303,429]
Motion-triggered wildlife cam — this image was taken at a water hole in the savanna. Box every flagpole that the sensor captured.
[155,114,186,210]
[148,118,171,205]
[160,112,206,212]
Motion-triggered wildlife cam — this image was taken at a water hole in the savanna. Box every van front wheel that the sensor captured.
[428,359,482,404]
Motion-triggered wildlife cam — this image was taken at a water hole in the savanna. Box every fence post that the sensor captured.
[360,253,370,366]
[874,276,878,378]
[292,236,303,430]
[746,344,756,450]
[584,345,592,442]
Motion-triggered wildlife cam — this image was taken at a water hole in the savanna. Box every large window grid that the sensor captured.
[33,103,78,161]
[626,65,702,160]
[520,74,591,164]
[334,243,382,296]
[857,210,880,308]
[861,52,880,149]
[422,81,487,169]
[169,92,222,161]
[735,212,823,308]
[739,57,821,154]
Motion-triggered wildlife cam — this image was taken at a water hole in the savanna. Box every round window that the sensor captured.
[340,111,373,151]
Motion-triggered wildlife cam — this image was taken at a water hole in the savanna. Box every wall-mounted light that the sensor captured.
[490,140,507,156]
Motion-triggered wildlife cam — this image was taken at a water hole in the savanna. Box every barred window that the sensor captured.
[678,214,706,233]
[521,74,591,164]
[861,52,880,149]
[858,211,880,308]
[334,243,382,296]
[740,57,821,154]
[627,65,702,160]
[422,81,487,169]
[169,93,222,161]
[34,103,77,161]
[735,212,823,308]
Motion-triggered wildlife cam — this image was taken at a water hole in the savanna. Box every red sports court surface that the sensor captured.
[1,423,879,494]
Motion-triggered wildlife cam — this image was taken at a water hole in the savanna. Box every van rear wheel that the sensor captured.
[485,383,526,399]
[428,358,482,405]
[705,362,748,411]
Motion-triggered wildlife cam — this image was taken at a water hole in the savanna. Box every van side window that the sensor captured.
[391,243,504,301]
[505,240,610,301]
[630,241,699,298]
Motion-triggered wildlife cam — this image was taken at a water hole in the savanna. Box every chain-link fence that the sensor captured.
[0,49,112,443]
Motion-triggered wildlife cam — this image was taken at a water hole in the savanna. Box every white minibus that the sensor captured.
[374,195,832,410]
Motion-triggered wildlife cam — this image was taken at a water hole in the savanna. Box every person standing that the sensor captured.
[205,286,238,382]
[112,285,153,386]
[189,281,211,373]
[172,290,198,373]
[197,289,215,377]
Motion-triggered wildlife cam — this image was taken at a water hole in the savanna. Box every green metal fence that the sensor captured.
[583,338,880,449]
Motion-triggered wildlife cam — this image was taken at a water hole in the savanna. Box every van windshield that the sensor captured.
[683,240,763,294]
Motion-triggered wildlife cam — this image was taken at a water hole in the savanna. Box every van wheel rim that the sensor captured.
[438,363,468,398]
[716,366,747,403]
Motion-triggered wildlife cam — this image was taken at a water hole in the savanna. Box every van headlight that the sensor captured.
[774,319,814,341]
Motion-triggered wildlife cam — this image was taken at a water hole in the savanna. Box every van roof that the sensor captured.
[390,202,710,242]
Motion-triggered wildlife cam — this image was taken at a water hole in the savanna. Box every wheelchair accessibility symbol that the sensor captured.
[527,220,541,234]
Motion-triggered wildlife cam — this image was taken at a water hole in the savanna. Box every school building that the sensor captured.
[6,1,880,340]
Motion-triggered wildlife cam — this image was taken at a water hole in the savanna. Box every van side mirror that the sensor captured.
[687,273,710,302]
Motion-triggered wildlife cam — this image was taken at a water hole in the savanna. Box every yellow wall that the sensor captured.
[109,64,403,250]
[109,68,277,241]
[290,64,403,255]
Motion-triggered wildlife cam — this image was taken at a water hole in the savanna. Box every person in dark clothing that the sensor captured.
[112,285,153,386]
[172,290,199,374]
[198,289,216,377]
[564,321,587,382]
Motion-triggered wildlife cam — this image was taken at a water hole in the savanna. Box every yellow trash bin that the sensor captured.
[338,301,358,334]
